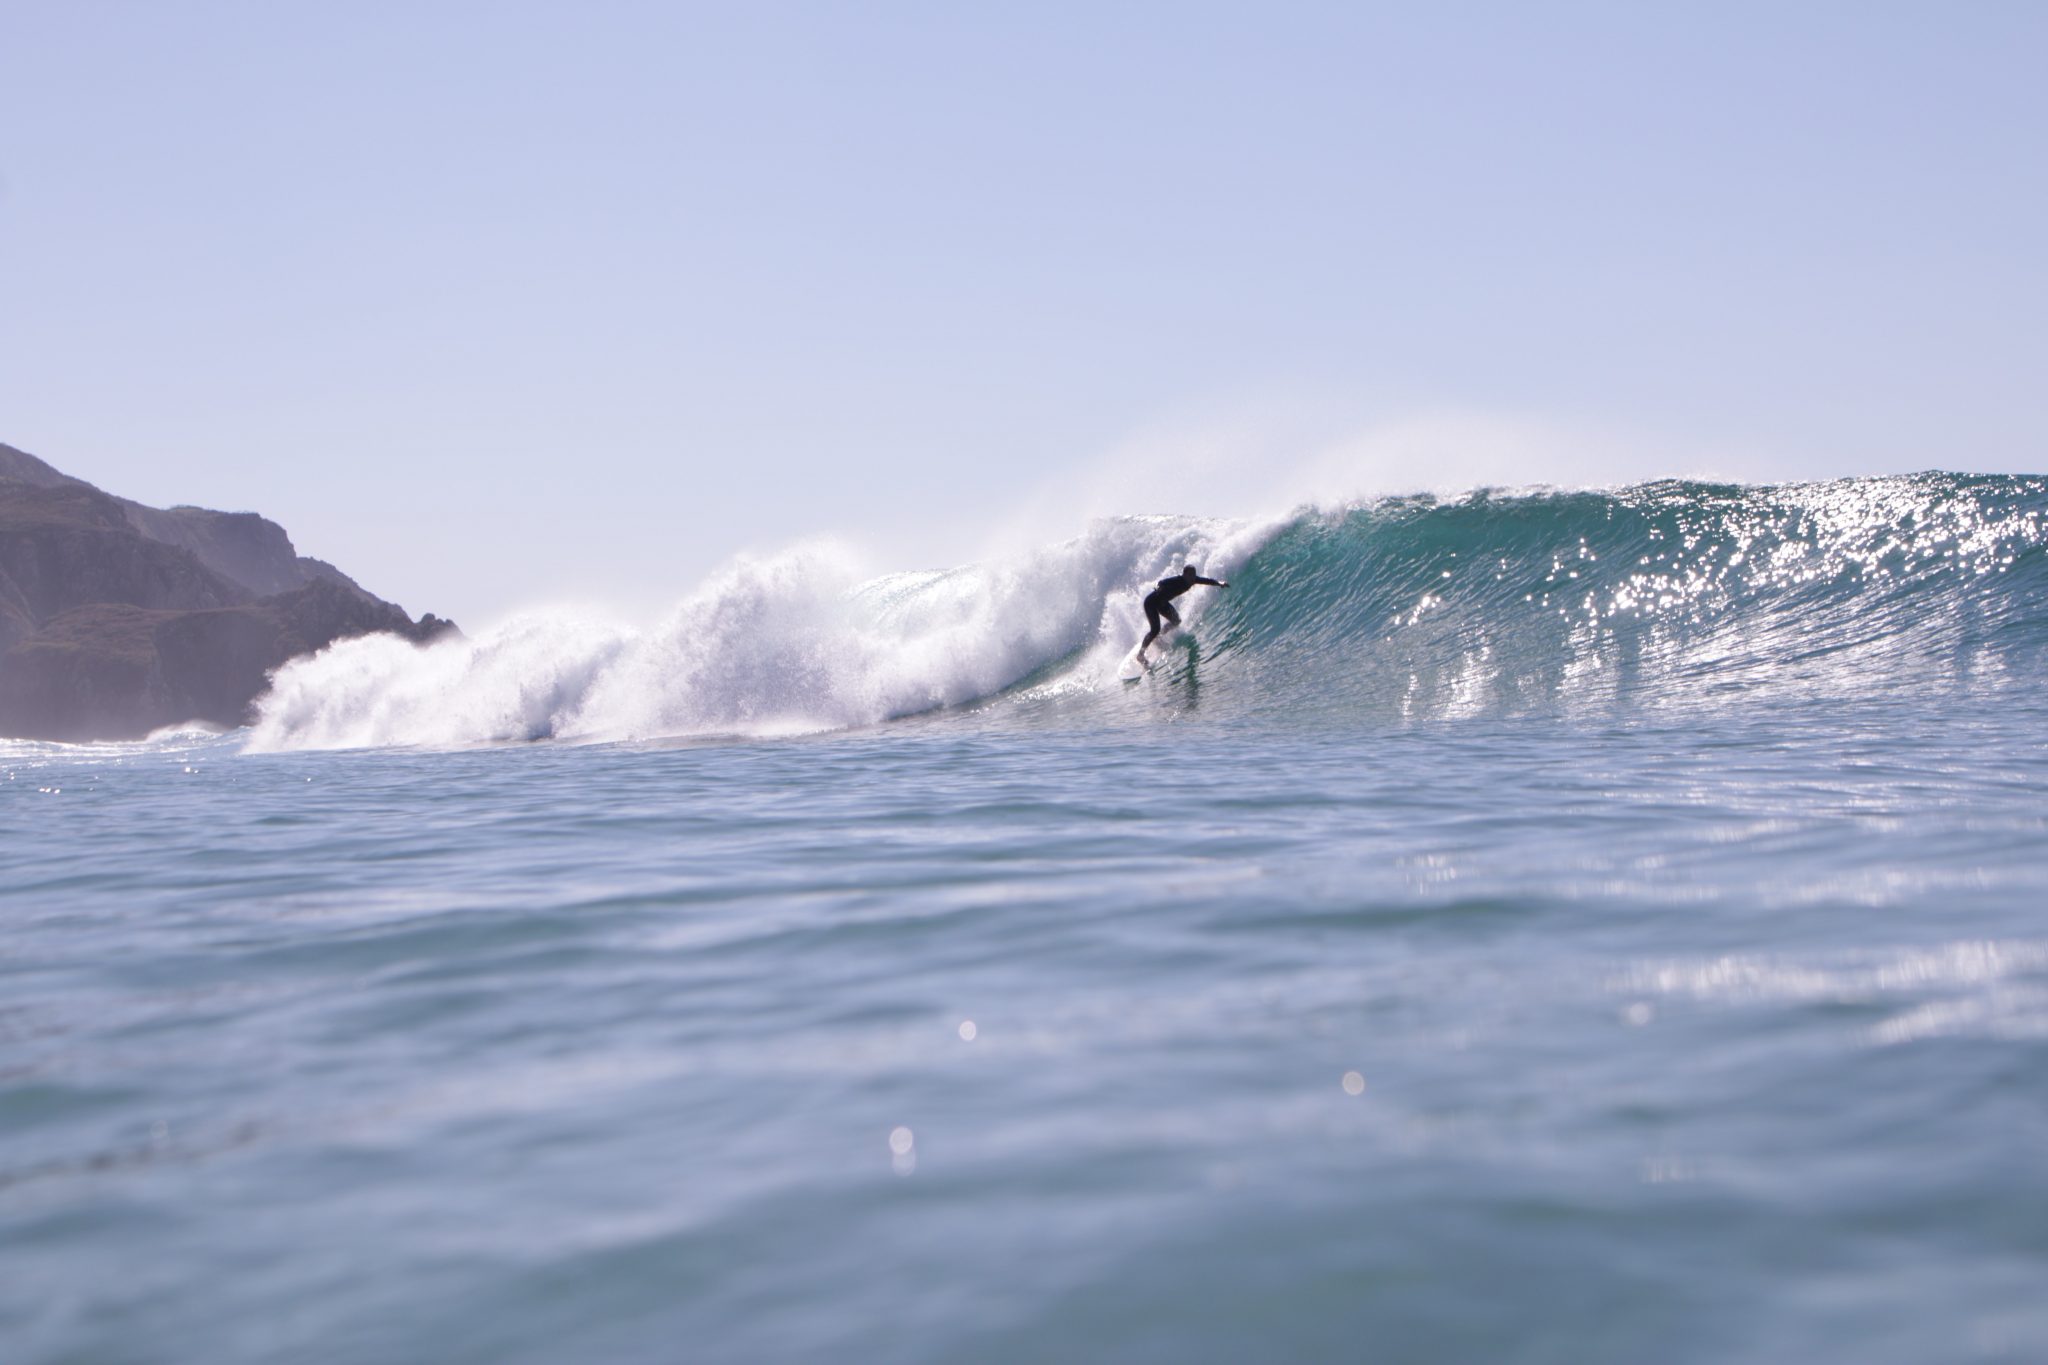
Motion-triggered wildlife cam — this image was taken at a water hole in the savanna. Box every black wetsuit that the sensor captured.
[1141,571,1223,653]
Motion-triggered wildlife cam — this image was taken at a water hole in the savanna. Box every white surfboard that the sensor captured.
[1118,627,1183,681]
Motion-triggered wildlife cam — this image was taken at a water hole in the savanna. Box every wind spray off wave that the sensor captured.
[246,473,2048,751]
[246,516,1269,750]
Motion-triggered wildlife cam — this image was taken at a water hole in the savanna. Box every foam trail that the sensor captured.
[247,516,1272,751]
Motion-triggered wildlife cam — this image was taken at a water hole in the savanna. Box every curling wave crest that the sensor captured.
[246,473,2048,750]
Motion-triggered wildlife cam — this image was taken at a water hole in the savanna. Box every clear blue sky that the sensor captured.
[4,2,2043,622]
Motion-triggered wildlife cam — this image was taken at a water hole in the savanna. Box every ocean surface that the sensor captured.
[7,474,2048,1362]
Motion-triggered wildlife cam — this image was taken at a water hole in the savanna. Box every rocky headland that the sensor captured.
[0,442,454,740]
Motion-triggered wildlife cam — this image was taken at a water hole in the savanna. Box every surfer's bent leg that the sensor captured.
[1140,594,1168,652]
[1140,597,1180,657]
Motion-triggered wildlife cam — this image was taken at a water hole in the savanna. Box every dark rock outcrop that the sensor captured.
[0,441,362,598]
[0,442,455,740]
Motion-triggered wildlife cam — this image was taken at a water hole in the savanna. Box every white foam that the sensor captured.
[245,515,1277,751]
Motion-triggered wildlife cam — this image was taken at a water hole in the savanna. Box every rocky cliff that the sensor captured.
[0,442,454,740]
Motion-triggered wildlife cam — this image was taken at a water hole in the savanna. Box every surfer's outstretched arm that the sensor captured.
[1192,576,1227,588]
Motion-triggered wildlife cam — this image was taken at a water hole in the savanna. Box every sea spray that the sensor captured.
[247,474,2048,751]
[247,515,1266,750]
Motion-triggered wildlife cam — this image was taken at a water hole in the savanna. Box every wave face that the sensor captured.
[247,473,2048,749]
[1158,471,2048,723]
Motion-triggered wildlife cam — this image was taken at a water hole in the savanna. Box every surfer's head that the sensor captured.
[1182,564,1198,578]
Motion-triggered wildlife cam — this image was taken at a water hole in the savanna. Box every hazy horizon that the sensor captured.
[5,3,2043,623]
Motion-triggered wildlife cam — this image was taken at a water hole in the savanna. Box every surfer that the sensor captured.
[1137,565,1227,663]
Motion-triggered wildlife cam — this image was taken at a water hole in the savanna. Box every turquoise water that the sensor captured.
[8,477,2048,1361]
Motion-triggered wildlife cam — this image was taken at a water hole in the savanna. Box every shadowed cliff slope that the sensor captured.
[0,442,454,739]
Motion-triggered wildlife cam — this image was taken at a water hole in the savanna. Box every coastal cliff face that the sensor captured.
[0,442,454,740]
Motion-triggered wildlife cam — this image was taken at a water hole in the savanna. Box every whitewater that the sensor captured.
[8,472,2048,1362]
[248,472,2046,750]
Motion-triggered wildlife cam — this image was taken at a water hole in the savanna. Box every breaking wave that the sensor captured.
[246,473,2048,750]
